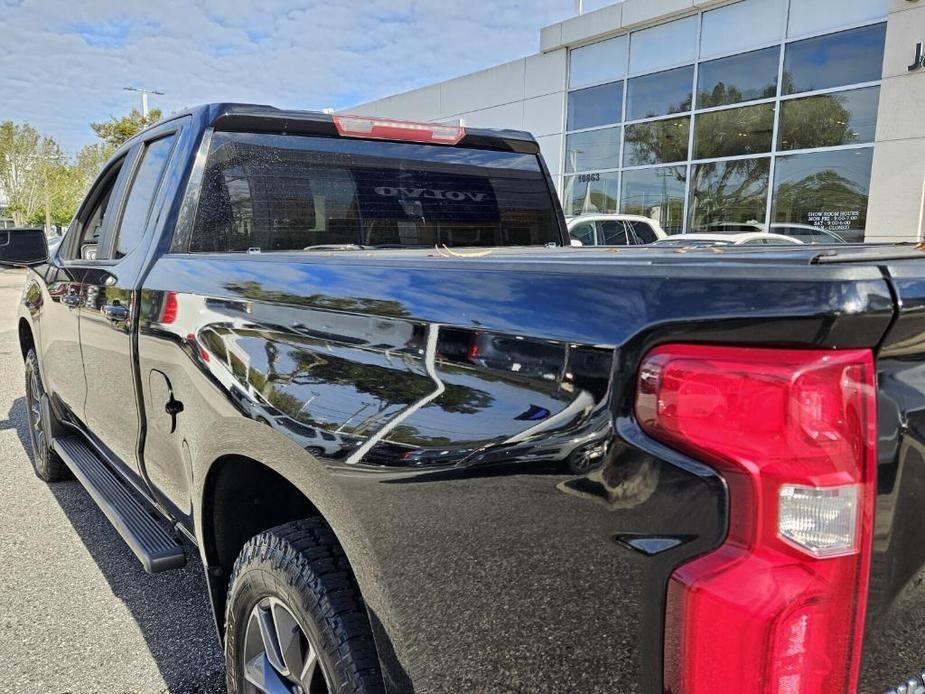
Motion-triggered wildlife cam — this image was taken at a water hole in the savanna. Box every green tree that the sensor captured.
[0,122,69,228]
[90,108,162,148]
[26,161,80,228]
[75,142,114,180]
[0,122,41,226]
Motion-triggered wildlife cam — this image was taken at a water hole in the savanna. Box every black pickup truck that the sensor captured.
[7,103,925,694]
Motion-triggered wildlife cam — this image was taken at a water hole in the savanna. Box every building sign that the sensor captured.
[807,210,861,232]
[911,42,925,72]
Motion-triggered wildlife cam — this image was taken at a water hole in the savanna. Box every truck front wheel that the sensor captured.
[24,349,71,482]
[224,518,383,694]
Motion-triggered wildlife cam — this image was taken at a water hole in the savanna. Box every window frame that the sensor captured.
[105,130,180,261]
[59,150,136,267]
[180,129,567,253]
[60,121,184,267]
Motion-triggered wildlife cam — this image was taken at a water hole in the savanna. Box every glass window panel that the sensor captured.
[697,47,780,109]
[569,35,628,89]
[771,148,873,243]
[565,127,621,173]
[114,135,176,258]
[629,15,698,76]
[783,24,887,95]
[600,220,632,246]
[567,81,624,131]
[694,103,775,159]
[778,86,880,151]
[629,220,659,244]
[570,221,596,245]
[621,166,687,235]
[626,65,694,121]
[701,0,785,60]
[689,157,770,229]
[788,0,890,39]
[624,117,690,167]
[190,133,561,251]
[563,172,620,216]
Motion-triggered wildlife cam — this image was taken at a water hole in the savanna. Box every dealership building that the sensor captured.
[348,0,925,242]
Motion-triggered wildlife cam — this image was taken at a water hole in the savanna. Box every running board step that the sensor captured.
[53,436,186,573]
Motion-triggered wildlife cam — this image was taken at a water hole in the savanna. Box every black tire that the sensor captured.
[24,349,71,482]
[224,518,384,694]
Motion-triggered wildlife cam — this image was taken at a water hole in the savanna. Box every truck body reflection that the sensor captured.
[152,291,614,473]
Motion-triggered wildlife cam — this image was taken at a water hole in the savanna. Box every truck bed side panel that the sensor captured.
[138,253,894,692]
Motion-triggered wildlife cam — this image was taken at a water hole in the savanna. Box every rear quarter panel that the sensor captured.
[138,252,893,692]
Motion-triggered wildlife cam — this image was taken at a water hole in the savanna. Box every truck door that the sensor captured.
[78,131,179,475]
[44,154,133,424]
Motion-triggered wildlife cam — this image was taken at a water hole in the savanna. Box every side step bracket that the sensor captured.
[53,436,186,573]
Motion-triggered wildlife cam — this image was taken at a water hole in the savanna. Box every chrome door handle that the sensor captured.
[62,293,81,308]
[102,303,129,322]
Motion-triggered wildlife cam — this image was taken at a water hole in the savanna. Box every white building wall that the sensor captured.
[346,49,568,191]
[866,0,925,242]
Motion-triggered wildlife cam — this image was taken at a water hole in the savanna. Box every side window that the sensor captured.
[66,157,127,261]
[600,220,631,246]
[112,135,177,259]
[570,222,595,246]
[630,220,658,244]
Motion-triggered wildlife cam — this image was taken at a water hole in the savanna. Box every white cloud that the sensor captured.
[0,0,594,152]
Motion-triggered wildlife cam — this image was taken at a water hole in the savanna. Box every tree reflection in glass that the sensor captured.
[778,87,879,151]
[697,47,780,109]
[623,118,690,167]
[626,65,694,121]
[621,167,686,235]
[771,149,873,243]
[689,158,771,229]
[694,103,775,160]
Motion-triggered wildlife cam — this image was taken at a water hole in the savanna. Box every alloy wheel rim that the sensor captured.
[27,371,45,457]
[242,596,330,694]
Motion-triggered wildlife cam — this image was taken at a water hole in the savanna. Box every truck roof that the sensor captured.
[146,102,542,154]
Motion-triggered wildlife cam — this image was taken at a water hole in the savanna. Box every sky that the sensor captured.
[0,0,616,153]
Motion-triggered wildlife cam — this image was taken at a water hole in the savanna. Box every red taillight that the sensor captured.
[635,345,876,694]
[160,291,178,324]
[333,114,465,145]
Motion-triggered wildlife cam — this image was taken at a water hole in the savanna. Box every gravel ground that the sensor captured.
[0,268,225,693]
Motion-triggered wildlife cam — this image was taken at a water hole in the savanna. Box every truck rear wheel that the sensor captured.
[24,349,71,482]
[224,518,383,694]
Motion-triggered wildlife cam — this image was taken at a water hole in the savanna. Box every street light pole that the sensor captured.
[123,86,164,117]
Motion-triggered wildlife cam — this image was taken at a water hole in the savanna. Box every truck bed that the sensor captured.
[131,243,925,692]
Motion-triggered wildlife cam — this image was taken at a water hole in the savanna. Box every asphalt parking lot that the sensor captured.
[0,269,225,693]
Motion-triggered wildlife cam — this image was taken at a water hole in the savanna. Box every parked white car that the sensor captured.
[567,214,668,246]
[653,232,805,247]
[698,222,848,244]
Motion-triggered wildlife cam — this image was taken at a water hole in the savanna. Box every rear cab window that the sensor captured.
[188,132,562,252]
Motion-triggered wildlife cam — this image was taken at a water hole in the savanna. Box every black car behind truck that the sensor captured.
[6,103,925,693]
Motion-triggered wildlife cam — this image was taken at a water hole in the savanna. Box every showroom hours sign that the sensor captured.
[807,210,861,232]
